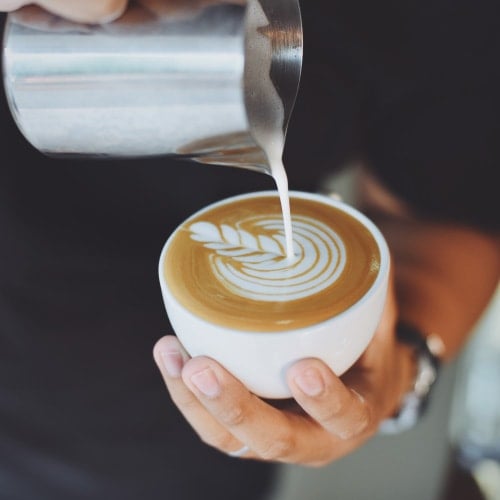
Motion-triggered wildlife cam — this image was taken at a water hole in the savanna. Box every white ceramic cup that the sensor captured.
[159,191,390,399]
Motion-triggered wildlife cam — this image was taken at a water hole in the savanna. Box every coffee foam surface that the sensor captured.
[163,194,381,332]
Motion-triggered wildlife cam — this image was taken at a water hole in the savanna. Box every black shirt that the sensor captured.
[0,1,498,499]
[291,0,499,232]
[0,17,277,500]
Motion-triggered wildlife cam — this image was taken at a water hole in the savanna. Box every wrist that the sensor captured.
[379,321,442,434]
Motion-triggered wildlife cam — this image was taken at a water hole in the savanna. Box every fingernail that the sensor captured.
[190,367,221,398]
[161,350,184,378]
[294,368,325,396]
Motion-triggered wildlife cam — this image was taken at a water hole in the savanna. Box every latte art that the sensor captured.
[189,216,347,302]
[163,193,381,332]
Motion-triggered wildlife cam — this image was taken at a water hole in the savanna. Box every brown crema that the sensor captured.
[163,195,380,332]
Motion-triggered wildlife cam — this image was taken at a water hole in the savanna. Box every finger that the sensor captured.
[35,0,128,23]
[181,357,334,464]
[287,359,374,441]
[136,0,245,20]
[153,336,249,457]
[8,5,94,32]
[0,1,31,11]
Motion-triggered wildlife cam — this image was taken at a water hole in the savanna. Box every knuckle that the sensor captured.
[336,427,358,441]
[356,409,372,433]
[216,404,246,427]
[170,390,200,412]
[317,399,345,423]
[259,432,295,461]
[337,406,372,441]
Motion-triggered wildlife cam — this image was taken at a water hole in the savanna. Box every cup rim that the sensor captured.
[159,190,390,335]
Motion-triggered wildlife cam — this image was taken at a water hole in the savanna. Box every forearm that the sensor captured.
[358,171,500,361]
[381,215,498,359]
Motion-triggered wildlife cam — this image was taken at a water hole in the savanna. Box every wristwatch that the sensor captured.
[379,321,443,434]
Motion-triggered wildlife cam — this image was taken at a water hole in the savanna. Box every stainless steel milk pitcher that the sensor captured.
[2,0,302,174]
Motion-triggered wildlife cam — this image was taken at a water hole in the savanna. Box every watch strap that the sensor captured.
[379,321,443,434]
